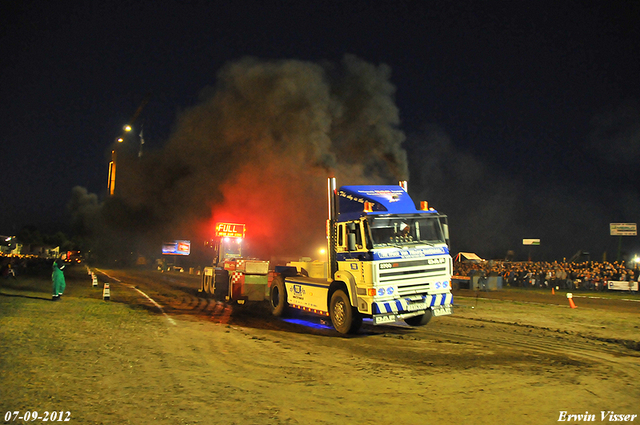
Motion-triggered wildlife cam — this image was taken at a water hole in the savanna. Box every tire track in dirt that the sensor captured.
[410,315,640,375]
[92,268,640,376]
[93,269,235,324]
[453,314,640,352]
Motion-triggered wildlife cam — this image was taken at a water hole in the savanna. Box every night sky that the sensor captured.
[2,0,639,262]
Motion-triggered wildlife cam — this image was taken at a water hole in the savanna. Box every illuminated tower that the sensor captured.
[107,149,117,196]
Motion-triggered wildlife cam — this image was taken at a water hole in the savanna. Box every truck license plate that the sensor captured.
[432,305,453,316]
[406,302,428,312]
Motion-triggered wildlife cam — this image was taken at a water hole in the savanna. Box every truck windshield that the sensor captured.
[221,238,242,259]
[368,215,445,247]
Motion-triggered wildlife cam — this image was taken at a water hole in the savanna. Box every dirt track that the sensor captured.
[1,266,638,424]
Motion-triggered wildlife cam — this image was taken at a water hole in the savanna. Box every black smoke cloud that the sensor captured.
[71,55,408,263]
[70,55,639,264]
[406,114,640,261]
[587,100,640,168]
[406,126,529,259]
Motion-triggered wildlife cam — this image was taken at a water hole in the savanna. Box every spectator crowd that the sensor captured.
[0,255,57,278]
[454,260,638,291]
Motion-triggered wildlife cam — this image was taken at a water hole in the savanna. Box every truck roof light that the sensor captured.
[420,201,429,211]
[364,201,374,212]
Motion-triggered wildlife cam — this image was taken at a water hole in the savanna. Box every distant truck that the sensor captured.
[65,250,83,264]
[269,178,453,334]
[199,223,271,303]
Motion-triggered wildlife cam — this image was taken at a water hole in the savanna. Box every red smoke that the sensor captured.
[208,159,328,262]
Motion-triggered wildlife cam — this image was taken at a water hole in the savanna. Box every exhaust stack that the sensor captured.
[327,177,338,278]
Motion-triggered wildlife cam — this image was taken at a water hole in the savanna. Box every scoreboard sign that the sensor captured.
[215,223,246,238]
[610,223,637,236]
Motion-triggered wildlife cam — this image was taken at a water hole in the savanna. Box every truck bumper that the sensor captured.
[372,293,453,325]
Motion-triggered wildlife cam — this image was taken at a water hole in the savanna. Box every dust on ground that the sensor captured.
[1,266,638,424]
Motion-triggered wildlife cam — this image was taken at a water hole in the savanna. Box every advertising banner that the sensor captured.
[522,239,540,245]
[610,223,637,236]
[607,280,639,291]
[162,240,191,255]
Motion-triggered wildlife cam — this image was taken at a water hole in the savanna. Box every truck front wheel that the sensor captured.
[269,276,289,317]
[404,309,432,326]
[330,289,362,334]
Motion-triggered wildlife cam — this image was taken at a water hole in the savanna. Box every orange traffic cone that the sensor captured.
[552,288,555,295]
[567,293,576,308]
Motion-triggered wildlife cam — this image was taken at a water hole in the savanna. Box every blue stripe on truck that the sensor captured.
[372,293,453,314]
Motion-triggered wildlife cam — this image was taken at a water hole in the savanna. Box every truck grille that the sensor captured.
[378,261,447,296]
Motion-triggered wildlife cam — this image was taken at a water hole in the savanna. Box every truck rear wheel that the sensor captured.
[404,310,432,326]
[269,276,289,317]
[330,289,362,334]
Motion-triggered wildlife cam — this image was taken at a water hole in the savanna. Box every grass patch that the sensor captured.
[0,266,165,415]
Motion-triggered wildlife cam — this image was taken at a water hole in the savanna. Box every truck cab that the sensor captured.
[270,180,454,334]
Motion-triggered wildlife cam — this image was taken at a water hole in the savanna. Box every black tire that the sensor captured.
[404,309,433,327]
[329,289,362,334]
[202,276,211,295]
[269,275,289,317]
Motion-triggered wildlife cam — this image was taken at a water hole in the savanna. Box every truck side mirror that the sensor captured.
[442,223,449,240]
[442,223,450,247]
[347,233,357,251]
[346,222,357,251]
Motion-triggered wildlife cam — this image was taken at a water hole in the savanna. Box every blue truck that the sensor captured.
[269,178,453,334]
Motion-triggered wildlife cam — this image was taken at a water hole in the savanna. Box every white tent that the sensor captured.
[454,252,485,263]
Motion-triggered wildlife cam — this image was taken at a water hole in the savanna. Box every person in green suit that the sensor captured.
[52,253,67,301]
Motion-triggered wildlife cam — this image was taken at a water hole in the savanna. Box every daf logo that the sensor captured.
[428,258,446,265]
